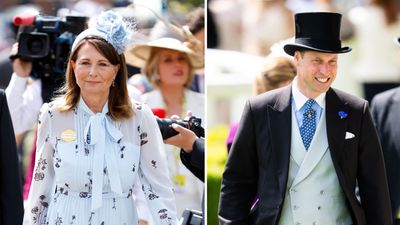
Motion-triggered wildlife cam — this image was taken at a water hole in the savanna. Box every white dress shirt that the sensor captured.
[5,74,42,135]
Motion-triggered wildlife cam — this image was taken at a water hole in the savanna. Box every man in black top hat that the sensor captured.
[218,12,391,225]
[370,37,400,225]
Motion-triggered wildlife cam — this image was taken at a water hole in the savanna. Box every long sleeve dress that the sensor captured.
[23,97,177,225]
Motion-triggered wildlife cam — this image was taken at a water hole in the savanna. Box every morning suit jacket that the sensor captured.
[0,89,24,225]
[218,85,392,225]
[371,87,400,222]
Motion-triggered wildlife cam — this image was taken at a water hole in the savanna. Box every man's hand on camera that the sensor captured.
[164,123,198,153]
[11,43,32,77]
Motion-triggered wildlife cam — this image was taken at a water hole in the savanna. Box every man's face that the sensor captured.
[294,50,338,99]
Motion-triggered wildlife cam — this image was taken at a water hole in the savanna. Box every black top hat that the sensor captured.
[284,12,351,56]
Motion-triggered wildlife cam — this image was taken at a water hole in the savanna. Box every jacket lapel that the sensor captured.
[267,86,292,193]
[390,89,400,154]
[326,89,349,180]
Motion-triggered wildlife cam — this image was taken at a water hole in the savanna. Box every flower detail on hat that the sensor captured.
[338,111,348,119]
[94,10,133,54]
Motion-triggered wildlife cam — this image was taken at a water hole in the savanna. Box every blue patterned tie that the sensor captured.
[300,99,317,150]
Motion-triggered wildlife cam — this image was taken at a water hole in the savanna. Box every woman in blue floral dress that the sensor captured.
[23,10,177,225]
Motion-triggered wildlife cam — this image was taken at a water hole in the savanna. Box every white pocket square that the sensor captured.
[345,132,355,139]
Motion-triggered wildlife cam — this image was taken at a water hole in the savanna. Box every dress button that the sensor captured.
[313,222,317,225]
[320,190,324,195]
[317,206,321,210]
[293,205,299,210]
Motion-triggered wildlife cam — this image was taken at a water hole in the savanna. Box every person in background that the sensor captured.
[227,55,296,151]
[185,7,205,93]
[219,12,392,225]
[253,56,296,95]
[127,37,204,217]
[370,37,400,225]
[0,89,24,225]
[347,0,400,102]
[6,44,42,198]
[23,10,177,225]
[206,0,219,49]
[241,0,294,56]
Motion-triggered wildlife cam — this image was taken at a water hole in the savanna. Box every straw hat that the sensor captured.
[125,37,204,69]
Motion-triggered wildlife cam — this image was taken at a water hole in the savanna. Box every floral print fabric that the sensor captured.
[23,98,177,225]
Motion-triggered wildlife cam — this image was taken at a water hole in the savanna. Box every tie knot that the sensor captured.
[304,99,316,110]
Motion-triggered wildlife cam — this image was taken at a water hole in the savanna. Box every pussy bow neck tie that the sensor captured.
[80,100,124,212]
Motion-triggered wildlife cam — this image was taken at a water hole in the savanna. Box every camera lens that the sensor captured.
[18,32,49,59]
[156,118,188,140]
[27,38,45,54]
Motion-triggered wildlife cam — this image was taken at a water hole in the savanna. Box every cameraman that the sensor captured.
[164,123,204,182]
[6,43,41,135]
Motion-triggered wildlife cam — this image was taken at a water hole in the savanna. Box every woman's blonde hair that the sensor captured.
[143,47,195,88]
[254,56,296,95]
[57,37,133,120]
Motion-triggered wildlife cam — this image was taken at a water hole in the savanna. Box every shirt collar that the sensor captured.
[291,77,326,111]
[78,96,109,116]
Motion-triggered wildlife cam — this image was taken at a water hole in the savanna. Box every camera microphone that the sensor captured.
[13,14,36,26]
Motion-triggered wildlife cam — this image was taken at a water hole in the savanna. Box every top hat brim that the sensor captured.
[283,43,352,56]
[395,37,400,47]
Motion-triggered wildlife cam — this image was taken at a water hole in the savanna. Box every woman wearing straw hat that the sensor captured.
[127,37,204,217]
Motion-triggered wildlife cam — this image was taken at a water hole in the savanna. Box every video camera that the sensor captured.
[12,14,87,102]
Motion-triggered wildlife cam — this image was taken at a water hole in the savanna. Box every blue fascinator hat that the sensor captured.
[71,10,133,54]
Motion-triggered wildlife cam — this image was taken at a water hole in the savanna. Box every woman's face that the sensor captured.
[157,49,190,87]
[71,42,119,98]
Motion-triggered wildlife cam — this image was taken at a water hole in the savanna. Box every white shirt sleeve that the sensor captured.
[5,74,43,135]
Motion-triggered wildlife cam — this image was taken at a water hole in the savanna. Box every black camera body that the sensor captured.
[157,116,204,140]
[13,14,87,102]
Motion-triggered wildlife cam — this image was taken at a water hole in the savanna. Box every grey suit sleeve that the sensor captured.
[370,94,384,129]
[218,100,259,224]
